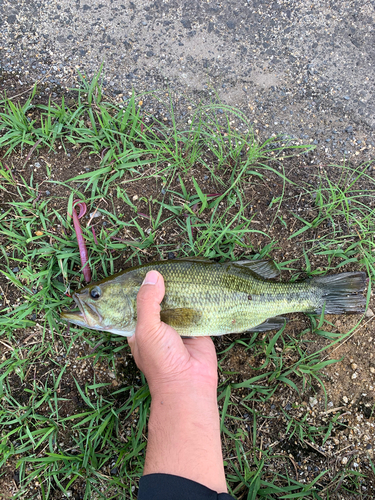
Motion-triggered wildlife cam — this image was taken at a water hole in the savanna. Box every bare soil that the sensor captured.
[1,72,375,499]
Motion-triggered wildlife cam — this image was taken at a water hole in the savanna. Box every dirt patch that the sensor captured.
[1,73,375,499]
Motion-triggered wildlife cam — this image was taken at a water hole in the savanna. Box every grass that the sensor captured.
[0,71,375,499]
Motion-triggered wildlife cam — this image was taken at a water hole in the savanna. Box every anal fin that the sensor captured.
[246,316,287,333]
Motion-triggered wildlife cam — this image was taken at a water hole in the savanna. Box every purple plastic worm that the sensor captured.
[71,199,92,282]
[91,226,98,245]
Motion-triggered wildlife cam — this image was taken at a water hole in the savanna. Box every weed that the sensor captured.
[0,73,374,499]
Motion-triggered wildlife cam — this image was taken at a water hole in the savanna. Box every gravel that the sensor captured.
[0,0,374,165]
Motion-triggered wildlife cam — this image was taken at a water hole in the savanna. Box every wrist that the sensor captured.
[148,375,218,403]
[145,382,226,492]
[148,391,220,433]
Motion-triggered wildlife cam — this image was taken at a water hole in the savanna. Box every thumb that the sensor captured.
[135,270,165,337]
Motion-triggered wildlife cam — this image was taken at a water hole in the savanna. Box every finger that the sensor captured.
[127,332,136,350]
[135,270,165,338]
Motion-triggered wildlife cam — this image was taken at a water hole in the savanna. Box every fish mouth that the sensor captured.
[60,294,103,327]
[60,293,86,325]
[60,307,85,324]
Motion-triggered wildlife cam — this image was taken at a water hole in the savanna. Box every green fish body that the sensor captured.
[60,258,367,337]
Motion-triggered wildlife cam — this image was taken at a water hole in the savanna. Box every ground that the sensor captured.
[1,1,374,158]
[0,1,375,498]
[0,69,375,499]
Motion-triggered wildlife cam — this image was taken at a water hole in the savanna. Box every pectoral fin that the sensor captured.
[246,316,287,332]
[160,308,202,328]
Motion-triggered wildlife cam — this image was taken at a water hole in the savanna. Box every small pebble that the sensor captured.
[365,308,374,318]
[351,372,358,380]
[309,397,318,407]
[90,211,102,218]
[351,363,358,370]
[12,267,19,273]
[343,396,349,404]
[132,195,139,201]
[341,457,348,465]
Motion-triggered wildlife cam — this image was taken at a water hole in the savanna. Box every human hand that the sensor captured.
[128,270,227,492]
[127,270,218,396]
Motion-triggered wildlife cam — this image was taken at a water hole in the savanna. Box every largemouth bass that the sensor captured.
[60,258,367,337]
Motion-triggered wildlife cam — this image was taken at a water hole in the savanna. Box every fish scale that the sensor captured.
[60,258,367,337]
[160,262,316,336]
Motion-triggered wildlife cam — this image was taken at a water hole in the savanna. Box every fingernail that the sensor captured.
[142,270,159,285]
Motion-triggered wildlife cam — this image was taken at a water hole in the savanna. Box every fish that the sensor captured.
[60,258,368,337]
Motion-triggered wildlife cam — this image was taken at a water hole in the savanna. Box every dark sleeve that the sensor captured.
[138,473,235,500]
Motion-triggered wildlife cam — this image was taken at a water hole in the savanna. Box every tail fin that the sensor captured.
[311,272,368,314]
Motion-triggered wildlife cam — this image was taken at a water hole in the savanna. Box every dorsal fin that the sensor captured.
[174,257,280,280]
[174,256,213,263]
[233,259,280,280]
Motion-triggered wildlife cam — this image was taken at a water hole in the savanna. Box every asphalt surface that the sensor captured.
[0,0,374,163]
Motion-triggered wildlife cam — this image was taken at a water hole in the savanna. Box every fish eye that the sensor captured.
[90,287,101,300]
